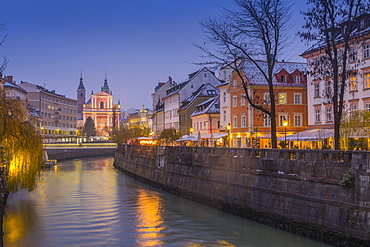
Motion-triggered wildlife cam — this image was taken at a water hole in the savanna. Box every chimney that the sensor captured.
[6,76,13,84]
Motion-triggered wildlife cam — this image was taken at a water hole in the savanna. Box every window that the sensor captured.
[100,102,104,109]
[279,93,287,104]
[263,114,271,127]
[279,115,288,126]
[233,80,237,88]
[223,110,226,122]
[223,92,226,102]
[314,83,320,97]
[240,94,246,106]
[232,115,237,128]
[326,107,332,122]
[263,93,270,104]
[294,115,302,126]
[315,108,321,122]
[364,44,370,59]
[325,81,331,96]
[204,73,207,78]
[349,49,356,63]
[364,73,370,89]
[365,103,370,111]
[294,93,302,104]
[241,115,246,127]
[232,96,237,107]
[294,76,300,83]
[280,75,286,82]
[349,75,357,91]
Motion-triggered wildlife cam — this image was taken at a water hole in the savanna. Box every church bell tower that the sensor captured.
[77,73,86,120]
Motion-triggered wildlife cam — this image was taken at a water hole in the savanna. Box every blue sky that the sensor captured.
[1,0,307,111]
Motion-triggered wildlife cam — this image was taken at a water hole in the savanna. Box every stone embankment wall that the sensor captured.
[114,144,370,246]
[47,148,115,161]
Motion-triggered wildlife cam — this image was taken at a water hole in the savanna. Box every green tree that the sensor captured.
[0,92,43,192]
[82,117,96,137]
[111,126,151,144]
[340,110,370,150]
[159,128,180,145]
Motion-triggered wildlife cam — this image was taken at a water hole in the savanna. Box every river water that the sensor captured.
[3,157,331,247]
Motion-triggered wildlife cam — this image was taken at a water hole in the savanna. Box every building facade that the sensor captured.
[79,76,121,137]
[227,60,307,149]
[18,81,78,143]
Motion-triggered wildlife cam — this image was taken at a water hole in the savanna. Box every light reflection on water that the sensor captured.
[3,157,331,247]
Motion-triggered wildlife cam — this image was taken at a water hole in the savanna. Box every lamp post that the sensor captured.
[190,127,194,135]
[226,123,231,147]
[282,120,288,149]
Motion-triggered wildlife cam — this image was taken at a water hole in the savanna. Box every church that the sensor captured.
[77,74,121,137]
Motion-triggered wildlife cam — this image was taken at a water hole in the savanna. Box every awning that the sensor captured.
[175,135,198,142]
[201,133,227,139]
[277,129,334,141]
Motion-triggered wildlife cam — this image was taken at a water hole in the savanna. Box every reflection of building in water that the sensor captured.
[136,190,165,246]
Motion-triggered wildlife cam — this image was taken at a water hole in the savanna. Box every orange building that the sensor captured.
[227,60,307,148]
[79,76,121,137]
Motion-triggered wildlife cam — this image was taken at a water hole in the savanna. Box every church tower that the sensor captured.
[77,73,86,120]
[101,72,112,95]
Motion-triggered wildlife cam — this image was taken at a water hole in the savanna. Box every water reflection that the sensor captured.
[135,190,166,246]
[3,157,331,247]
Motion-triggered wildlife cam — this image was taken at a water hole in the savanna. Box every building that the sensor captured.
[178,83,219,134]
[227,60,307,148]
[301,13,370,149]
[18,81,78,143]
[151,77,176,136]
[190,96,222,146]
[218,81,231,134]
[125,106,153,130]
[79,75,121,136]
[162,67,222,132]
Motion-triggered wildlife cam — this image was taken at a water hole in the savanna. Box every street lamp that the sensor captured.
[226,123,231,147]
[282,120,288,149]
[190,127,194,135]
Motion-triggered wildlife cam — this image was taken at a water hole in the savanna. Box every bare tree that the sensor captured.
[300,0,369,150]
[195,0,292,148]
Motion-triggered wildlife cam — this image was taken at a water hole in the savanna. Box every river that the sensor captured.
[3,157,331,247]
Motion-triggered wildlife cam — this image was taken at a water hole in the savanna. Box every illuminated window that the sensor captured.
[349,76,357,91]
[364,73,370,89]
[279,93,287,104]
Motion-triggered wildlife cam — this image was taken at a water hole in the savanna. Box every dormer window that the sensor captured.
[294,76,300,83]
[204,73,207,78]
[191,84,194,88]
[280,75,286,83]
[233,80,237,88]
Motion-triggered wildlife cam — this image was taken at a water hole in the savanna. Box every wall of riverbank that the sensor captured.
[47,148,115,161]
[114,144,370,247]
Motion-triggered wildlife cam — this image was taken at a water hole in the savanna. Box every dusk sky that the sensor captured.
[1,0,307,111]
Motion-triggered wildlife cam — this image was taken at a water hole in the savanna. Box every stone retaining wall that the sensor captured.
[113,144,370,246]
